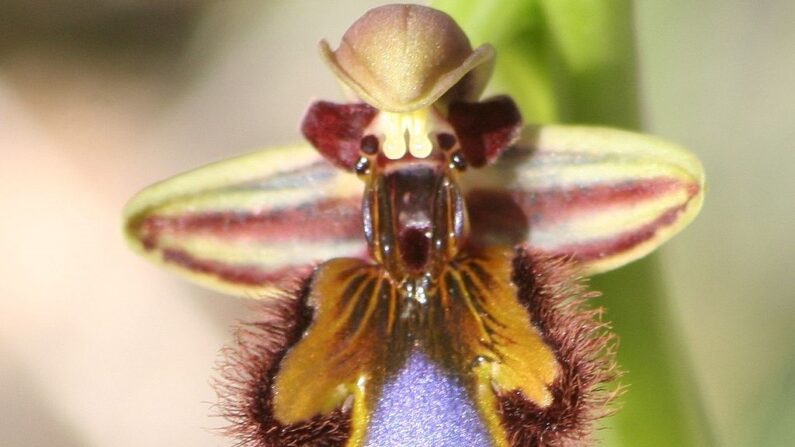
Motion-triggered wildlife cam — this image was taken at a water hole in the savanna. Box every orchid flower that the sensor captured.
[123,5,704,446]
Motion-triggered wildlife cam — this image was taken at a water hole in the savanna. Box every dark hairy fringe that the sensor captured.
[500,246,622,447]
[214,248,619,446]
[213,278,351,447]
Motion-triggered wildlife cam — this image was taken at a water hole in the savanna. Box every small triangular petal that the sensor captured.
[463,124,705,275]
[301,101,378,171]
[447,96,522,167]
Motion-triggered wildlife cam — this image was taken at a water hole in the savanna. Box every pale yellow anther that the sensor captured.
[409,110,433,158]
[381,113,407,159]
[379,108,434,160]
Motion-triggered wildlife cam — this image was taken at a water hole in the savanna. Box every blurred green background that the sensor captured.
[1,1,792,446]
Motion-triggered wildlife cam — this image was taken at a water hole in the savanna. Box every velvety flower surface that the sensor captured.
[123,4,703,447]
[365,351,491,447]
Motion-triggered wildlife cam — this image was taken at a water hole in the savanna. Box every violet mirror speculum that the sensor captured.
[122,4,705,447]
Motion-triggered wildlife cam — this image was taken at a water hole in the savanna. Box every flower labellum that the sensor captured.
[123,4,704,446]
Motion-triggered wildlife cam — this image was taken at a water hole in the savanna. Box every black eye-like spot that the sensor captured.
[437,133,456,151]
[355,157,370,174]
[451,152,467,171]
[360,135,379,155]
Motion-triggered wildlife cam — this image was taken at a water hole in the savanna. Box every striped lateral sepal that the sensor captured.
[123,124,704,298]
[464,124,705,275]
[122,144,364,298]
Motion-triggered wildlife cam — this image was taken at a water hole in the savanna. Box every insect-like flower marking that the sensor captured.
[123,4,704,447]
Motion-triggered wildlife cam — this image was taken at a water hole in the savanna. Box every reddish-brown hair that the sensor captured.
[214,278,352,447]
[498,247,621,446]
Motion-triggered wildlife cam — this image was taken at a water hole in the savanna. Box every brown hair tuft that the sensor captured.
[500,247,622,446]
[214,278,352,447]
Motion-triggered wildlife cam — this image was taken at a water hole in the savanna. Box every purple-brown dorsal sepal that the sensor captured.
[447,96,522,167]
[301,101,378,170]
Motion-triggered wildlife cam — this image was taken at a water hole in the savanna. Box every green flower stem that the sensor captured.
[432,0,712,445]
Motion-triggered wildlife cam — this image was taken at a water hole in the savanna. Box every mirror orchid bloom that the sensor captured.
[123,5,704,447]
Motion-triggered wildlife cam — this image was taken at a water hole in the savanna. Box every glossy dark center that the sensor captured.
[385,166,440,273]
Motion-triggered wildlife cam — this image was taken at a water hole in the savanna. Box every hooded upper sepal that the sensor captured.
[319,4,495,112]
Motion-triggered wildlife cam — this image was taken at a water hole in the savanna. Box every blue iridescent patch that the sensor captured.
[366,351,491,447]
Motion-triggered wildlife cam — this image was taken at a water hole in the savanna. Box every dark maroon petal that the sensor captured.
[447,96,522,167]
[301,101,379,170]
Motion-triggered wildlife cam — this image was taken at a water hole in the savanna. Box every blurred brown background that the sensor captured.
[1,1,793,446]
